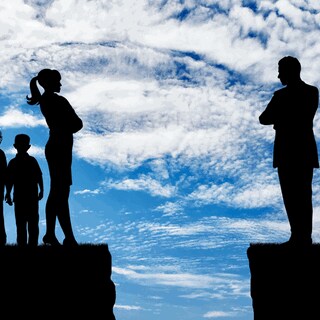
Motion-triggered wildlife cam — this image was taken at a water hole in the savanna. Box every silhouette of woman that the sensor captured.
[27,69,83,246]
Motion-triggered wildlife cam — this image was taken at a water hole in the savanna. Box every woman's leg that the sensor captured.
[45,137,76,245]
[56,185,78,245]
[43,185,61,245]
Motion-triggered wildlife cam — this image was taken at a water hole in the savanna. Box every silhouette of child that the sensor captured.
[0,130,7,245]
[5,134,43,246]
[27,69,82,246]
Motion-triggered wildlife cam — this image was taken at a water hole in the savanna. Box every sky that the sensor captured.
[2,0,320,319]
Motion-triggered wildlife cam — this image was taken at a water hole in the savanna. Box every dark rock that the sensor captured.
[0,243,116,319]
[247,242,320,320]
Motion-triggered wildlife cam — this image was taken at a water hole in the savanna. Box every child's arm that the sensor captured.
[5,183,13,206]
[38,175,44,201]
[33,158,44,201]
[0,150,7,200]
[5,161,13,206]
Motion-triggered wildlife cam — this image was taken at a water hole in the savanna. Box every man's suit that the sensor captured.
[259,80,319,244]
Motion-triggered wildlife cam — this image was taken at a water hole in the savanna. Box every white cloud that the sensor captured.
[134,214,289,245]
[275,0,312,28]
[140,222,215,237]
[0,108,45,128]
[74,188,101,195]
[81,212,289,254]
[154,201,183,216]
[186,172,282,209]
[203,311,234,318]
[0,0,318,89]
[113,265,243,290]
[114,304,142,311]
[103,175,176,198]
[5,144,45,158]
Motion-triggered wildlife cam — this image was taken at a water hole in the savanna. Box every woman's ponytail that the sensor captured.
[26,76,41,105]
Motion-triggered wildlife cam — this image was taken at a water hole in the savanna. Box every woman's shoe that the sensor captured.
[63,237,78,247]
[42,234,61,246]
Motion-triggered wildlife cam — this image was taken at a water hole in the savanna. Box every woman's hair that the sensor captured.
[26,69,61,105]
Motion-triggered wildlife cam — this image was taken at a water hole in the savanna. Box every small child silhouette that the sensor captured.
[5,134,44,246]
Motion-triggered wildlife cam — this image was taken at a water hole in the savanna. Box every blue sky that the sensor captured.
[2,1,320,319]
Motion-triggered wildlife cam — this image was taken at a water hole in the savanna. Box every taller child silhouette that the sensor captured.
[259,56,319,246]
[27,69,83,246]
[0,130,7,245]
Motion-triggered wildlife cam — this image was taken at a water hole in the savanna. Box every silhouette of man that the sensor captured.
[5,134,44,246]
[259,56,319,246]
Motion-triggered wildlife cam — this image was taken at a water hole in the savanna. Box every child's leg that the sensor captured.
[14,202,27,246]
[0,202,6,245]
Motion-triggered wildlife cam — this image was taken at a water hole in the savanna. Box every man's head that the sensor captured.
[278,56,301,85]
